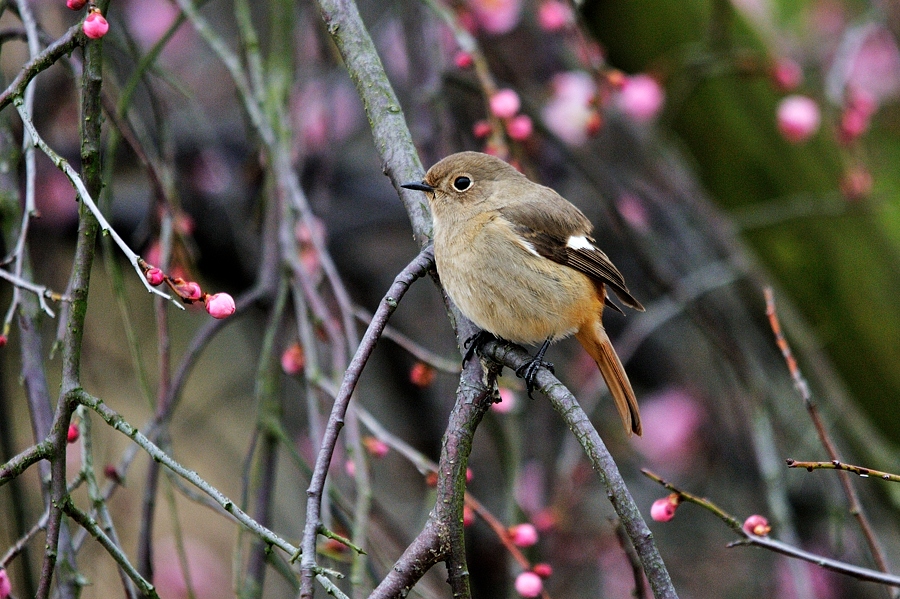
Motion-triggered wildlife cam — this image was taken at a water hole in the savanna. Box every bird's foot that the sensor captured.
[515,356,555,399]
[463,330,497,365]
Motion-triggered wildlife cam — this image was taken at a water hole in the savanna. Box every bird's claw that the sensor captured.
[463,330,496,365]
[515,358,555,399]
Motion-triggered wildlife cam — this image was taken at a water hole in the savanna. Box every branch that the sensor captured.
[300,246,435,596]
[76,391,300,558]
[643,470,900,588]
[786,459,900,483]
[13,98,178,307]
[765,287,892,578]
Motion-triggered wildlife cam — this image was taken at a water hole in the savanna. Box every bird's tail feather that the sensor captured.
[575,322,642,436]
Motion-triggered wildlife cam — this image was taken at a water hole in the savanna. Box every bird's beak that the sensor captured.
[401,181,434,192]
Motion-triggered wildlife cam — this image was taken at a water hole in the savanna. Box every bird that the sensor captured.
[402,151,644,436]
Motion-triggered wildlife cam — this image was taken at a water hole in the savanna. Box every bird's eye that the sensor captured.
[452,176,472,192]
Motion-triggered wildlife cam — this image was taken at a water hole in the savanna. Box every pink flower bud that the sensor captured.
[532,563,553,578]
[83,9,109,39]
[472,119,493,139]
[363,436,389,458]
[67,423,79,444]
[650,494,679,522]
[538,0,573,31]
[67,0,87,9]
[490,89,521,119]
[0,335,7,348]
[617,74,665,123]
[491,386,517,413]
[463,505,475,527]
[205,292,236,319]
[344,459,356,477]
[508,523,539,547]
[742,514,771,536]
[145,267,165,286]
[776,95,820,143]
[514,571,543,598]
[771,58,803,92]
[466,467,473,483]
[409,362,436,387]
[0,569,10,599]
[281,343,305,375]
[454,51,474,69]
[506,114,533,140]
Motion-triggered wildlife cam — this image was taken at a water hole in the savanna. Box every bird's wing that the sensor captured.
[499,188,644,312]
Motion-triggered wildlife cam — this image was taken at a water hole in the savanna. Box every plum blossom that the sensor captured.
[617,74,665,123]
[542,71,597,145]
[776,95,820,143]
[490,89,521,119]
[467,0,522,35]
[83,9,109,39]
[205,293,235,319]
[514,571,543,598]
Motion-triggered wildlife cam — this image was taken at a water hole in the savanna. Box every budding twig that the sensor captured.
[786,458,900,483]
[13,97,180,308]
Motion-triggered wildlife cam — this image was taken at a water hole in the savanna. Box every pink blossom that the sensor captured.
[838,88,876,144]
[145,267,165,286]
[363,436,389,458]
[454,51,474,69]
[490,89,521,119]
[67,423,79,444]
[281,344,305,375]
[650,494,679,522]
[491,386,517,413]
[532,563,553,578]
[467,0,522,34]
[617,74,665,123]
[506,114,533,140]
[205,293,236,319]
[542,71,597,145]
[173,279,203,302]
[616,193,650,232]
[463,505,475,527]
[472,120,492,139]
[508,523,539,547]
[0,335,7,348]
[743,514,771,536]
[514,571,543,598]
[345,459,356,477]
[771,58,803,92]
[0,569,10,599]
[67,0,87,9]
[829,23,900,108]
[83,10,109,39]
[537,0,573,31]
[632,388,704,473]
[409,362,436,387]
[777,95,820,143]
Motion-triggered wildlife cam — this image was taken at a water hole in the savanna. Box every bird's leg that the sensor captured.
[463,330,498,365]
[515,337,555,398]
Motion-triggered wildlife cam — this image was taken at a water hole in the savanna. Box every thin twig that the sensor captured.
[786,459,900,483]
[300,246,435,596]
[642,469,900,588]
[13,98,178,306]
[765,287,893,580]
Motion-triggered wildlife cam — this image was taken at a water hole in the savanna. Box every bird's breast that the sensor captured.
[433,213,600,345]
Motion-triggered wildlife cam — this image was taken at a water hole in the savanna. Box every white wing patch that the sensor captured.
[517,237,542,257]
[566,235,594,251]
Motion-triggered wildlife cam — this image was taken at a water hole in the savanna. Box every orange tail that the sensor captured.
[575,320,642,436]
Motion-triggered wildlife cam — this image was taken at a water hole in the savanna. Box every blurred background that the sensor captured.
[2,0,900,597]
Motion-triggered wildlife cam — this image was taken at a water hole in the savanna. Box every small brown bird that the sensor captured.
[403,151,644,436]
